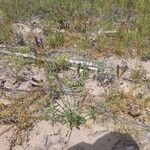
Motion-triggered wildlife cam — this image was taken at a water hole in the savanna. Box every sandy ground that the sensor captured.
[0,51,150,150]
[1,120,147,150]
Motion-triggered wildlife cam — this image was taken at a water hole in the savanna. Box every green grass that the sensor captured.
[12,46,31,54]
[46,32,65,48]
[45,55,69,73]
[67,78,85,93]
[7,56,32,67]
[0,11,12,44]
[0,0,149,58]
[43,103,86,129]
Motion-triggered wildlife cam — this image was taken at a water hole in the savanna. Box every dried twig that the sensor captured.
[0,49,37,59]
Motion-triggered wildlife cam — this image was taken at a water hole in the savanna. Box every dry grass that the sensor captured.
[105,89,150,125]
[0,91,47,130]
[130,67,144,82]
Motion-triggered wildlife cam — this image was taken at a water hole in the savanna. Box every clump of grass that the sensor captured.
[0,13,12,44]
[63,110,86,129]
[43,99,86,129]
[43,20,59,35]
[0,0,149,58]
[77,35,89,50]
[45,55,69,73]
[0,23,12,43]
[106,90,124,106]
[46,32,65,48]
[73,19,87,33]
[94,35,108,52]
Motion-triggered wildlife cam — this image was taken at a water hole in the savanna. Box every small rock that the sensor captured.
[12,23,32,45]
[32,28,44,39]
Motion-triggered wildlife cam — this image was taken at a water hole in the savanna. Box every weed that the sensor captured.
[87,106,97,120]
[44,55,69,100]
[43,95,86,129]
[96,60,115,85]
[81,64,89,79]
[46,32,65,48]
[63,110,86,129]
[130,66,144,82]
[50,80,62,100]
[97,60,106,75]
[43,61,87,129]
[45,55,69,73]
[116,64,128,80]
[67,78,85,94]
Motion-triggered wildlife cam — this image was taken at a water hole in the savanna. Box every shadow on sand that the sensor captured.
[67,131,139,150]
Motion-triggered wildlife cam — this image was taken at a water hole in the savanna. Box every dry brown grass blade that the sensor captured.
[0,91,46,129]
[116,64,120,80]
[76,63,81,77]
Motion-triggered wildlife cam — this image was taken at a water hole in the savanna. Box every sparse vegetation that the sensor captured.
[0,1,150,149]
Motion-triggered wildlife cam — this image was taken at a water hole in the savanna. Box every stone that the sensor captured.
[12,23,32,45]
